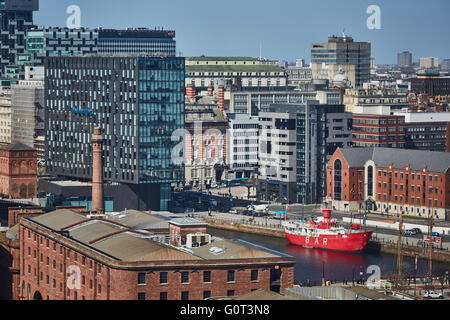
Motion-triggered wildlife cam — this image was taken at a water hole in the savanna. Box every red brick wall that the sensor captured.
[8,207,44,228]
[0,149,37,199]
[109,264,293,300]
[19,222,295,300]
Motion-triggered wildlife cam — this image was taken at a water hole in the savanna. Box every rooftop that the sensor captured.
[0,141,35,152]
[186,57,260,61]
[338,147,450,173]
[25,209,292,264]
[186,65,285,72]
[169,217,208,227]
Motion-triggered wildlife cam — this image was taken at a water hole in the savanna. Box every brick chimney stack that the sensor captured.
[207,84,213,96]
[91,127,104,213]
[218,85,224,112]
[186,84,196,100]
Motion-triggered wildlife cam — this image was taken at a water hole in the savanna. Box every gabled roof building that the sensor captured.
[326,147,450,220]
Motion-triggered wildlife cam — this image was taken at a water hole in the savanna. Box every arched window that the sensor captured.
[367,165,373,197]
[334,159,342,201]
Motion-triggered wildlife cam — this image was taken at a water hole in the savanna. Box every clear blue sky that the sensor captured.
[34,0,450,65]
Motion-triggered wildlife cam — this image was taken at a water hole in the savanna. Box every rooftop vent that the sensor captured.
[209,246,225,255]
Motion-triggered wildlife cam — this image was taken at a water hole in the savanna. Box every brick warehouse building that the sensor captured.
[0,141,37,199]
[13,208,294,300]
[326,147,450,220]
[352,113,450,152]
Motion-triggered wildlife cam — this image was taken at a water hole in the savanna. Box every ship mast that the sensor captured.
[428,205,433,279]
[397,208,403,280]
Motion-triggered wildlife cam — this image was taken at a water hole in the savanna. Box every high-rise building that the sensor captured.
[0,88,11,143]
[397,51,412,67]
[11,78,44,161]
[44,55,185,211]
[0,0,39,78]
[230,89,341,116]
[442,59,450,71]
[97,28,176,56]
[227,114,260,178]
[258,101,352,204]
[25,27,177,66]
[419,57,439,69]
[311,34,371,88]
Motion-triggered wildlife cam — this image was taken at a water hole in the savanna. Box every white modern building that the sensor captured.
[227,114,259,178]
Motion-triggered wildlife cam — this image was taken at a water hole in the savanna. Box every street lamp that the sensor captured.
[322,261,326,286]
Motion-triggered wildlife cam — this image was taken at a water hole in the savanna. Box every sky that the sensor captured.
[34,0,450,65]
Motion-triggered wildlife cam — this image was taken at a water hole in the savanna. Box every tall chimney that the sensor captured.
[218,85,225,112]
[91,127,104,213]
[207,84,213,96]
[186,84,196,100]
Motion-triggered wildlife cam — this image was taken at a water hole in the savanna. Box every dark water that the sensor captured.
[208,227,450,285]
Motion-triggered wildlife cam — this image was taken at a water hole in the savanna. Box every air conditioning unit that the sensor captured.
[186,233,211,248]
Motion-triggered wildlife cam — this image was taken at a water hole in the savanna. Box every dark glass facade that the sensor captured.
[0,0,38,78]
[44,55,185,210]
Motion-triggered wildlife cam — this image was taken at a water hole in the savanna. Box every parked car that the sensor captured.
[229,209,238,214]
[404,229,418,236]
[432,232,440,237]
[412,228,422,234]
[424,290,443,299]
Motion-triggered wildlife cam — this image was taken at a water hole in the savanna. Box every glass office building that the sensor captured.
[26,27,176,67]
[44,55,185,211]
[0,0,38,79]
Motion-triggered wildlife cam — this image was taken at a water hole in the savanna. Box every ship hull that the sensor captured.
[285,230,373,252]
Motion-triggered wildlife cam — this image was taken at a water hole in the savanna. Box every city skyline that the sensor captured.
[34,0,450,65]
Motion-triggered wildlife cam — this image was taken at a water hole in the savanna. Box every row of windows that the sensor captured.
[377,171,442,182]
[138,289,239,300]
[26,231,103,273]
[137,269,259,286]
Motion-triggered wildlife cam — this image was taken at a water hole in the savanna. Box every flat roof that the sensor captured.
[50,180,92,187]
[169,217,208,227]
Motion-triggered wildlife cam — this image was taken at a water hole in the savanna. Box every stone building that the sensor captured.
[184,96,228,189]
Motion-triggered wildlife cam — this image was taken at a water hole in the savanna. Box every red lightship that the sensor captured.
[283,208,373,252]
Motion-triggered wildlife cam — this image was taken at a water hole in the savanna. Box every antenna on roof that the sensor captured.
[259,41,262,60]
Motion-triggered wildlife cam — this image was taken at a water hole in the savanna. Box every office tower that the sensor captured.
[442,59,450,71]
[296,59,306,67]
[26,27,176,66]
[258,101,352,204]
[397,51,412,67]
[227,114,259,179]
[230,89,341,116]
[44,55,185,211]
[419,57,439,69]
[11,78,44,160]
[311,33,371,88]
[26,27,99,66]
[0,88,11,143]
[0,0,39,78]
[97,28,176,56]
